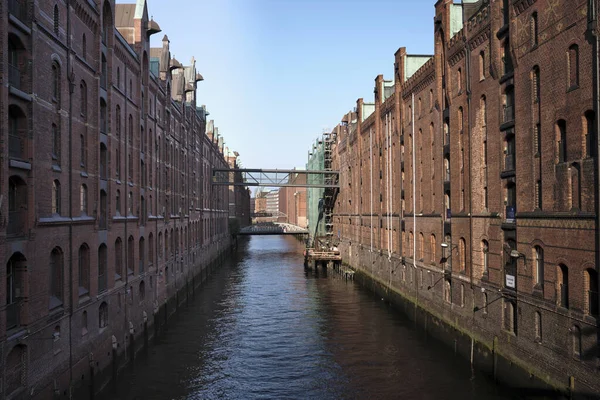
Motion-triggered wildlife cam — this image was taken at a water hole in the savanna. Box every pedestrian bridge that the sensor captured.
[239,223,309,236]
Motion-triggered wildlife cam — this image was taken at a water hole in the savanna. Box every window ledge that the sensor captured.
[81,171,89,178]
[52,165,62,172]
[9,86,32,101]
[9,159,31,170]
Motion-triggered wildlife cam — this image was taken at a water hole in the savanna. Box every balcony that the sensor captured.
[8,0,28,23]
[8,64,21,90]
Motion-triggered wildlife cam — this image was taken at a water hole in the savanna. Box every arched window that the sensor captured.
[78,243,90,297]
[570,163,581,210]
[479,50,486,80]
[571,325,582,359]
[430,234,436,264]
[419,233,424,260]
[115,238,123,280]
[99,302,108,328]
[115,189,121,215]
[158,232,163,260]
[82,311,88,335]
[52,180,61,215]
[568,44,579,89]
[459,238,466,273]
[80,184,88,214]
[534,311,542,342]
[52,62,60,104]
[558,264,569,308]
[584,110,595,158]
[127,235,134,275]
[533,246,544,286]
[52,123,60,165]
[82,34,86,60]
[444,279,452,303]
[503,300,516,333]
[149,233,154,266]
[80,81,87,119]
[99,189,107,229]
[457,68,462,93]
[585,268,598,316]
[482,240,489,275]
[98,244,107,293]
[53,5,59,35]
[139,237,145,273]
[50,247,64,309]
[556,119,567,162]
[530,12,538,48]
[100,143,108,180]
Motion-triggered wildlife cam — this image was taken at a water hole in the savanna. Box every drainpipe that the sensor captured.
[463,1,474,289]
[412,94,416,270]
[66,0,74,394]
[592,0,600,350]
[123,63,129,340]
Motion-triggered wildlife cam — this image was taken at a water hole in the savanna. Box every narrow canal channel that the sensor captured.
[108,236,516,400]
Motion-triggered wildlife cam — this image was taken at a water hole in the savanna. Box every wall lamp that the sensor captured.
[510,250,527,265]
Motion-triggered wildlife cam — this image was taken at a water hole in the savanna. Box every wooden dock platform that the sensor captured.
[304,249,342,262]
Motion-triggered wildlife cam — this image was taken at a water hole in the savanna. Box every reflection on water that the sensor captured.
[109,236,513,400]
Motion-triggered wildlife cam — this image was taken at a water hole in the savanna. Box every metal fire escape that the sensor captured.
[314,131,339,249]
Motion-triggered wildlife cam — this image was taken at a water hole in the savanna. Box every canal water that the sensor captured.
[109,235,516,400]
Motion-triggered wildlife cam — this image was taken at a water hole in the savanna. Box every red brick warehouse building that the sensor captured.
[0,0,247,398]
[330,0,600,394]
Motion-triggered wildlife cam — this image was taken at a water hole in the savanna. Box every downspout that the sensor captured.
[412,94,416,270]
[463,1,474,289]
[593,0,600,342]
[370,127,373,253]
[123,64,129,342]
[66,0,74,394]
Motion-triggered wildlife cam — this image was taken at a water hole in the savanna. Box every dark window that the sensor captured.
[78,244,90,297]
[568,45,579,89]
[50,247,64,309]
[98,244,107,293]
[52,180,61,215]
[99,302,108,328]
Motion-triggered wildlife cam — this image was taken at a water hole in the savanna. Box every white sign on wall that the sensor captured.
[505,274,515,289]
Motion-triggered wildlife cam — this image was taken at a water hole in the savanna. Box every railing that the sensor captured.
[8,0,28,23]
[6,301,19,330]
[503,105,514,123]
[588,290,598,316]
[8,210,26,236]
[8,64,21,89]
[9,133,23,159]
[505,205,516,223]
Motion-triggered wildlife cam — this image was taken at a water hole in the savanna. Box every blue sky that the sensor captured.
[122,0,435,169]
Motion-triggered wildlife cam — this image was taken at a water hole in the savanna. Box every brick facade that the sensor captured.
[331,0,600,394]
[0,0,244,398]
